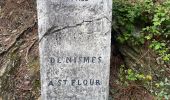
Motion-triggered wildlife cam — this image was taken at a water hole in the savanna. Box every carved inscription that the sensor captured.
[49,57,102,64]
[37,0,112,100]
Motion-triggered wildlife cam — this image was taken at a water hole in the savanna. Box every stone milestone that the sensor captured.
[37,0,112,100]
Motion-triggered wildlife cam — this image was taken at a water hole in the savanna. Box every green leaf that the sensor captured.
[154,44,161,50]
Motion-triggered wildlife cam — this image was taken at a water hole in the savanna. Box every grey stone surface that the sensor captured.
[37,0,112,100]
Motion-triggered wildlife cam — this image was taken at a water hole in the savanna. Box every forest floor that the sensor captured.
[0,0,40,99]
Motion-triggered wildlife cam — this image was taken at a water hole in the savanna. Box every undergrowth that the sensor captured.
[112,0,170,99]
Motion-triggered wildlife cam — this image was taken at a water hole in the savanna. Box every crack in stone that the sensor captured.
[39,17,110,42]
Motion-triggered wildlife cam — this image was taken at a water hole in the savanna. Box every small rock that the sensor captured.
[24,81,30,86]
[12,29,17,33]
[37,97,41,100]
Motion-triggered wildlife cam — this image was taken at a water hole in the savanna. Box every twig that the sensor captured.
[148,49,153,93]
[132,49,150,66]
[0,34,10,36]
[25,38,38,63]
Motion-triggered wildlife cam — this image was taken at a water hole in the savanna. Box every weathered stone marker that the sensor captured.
[37,0,112,100]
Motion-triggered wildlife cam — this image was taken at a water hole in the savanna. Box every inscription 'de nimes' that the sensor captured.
[37,0,112,100]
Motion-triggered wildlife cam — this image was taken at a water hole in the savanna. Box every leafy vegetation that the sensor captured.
[112,0,170,99]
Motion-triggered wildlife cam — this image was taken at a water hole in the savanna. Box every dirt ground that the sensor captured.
[0,0,155,100]
[0,0,40,99]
